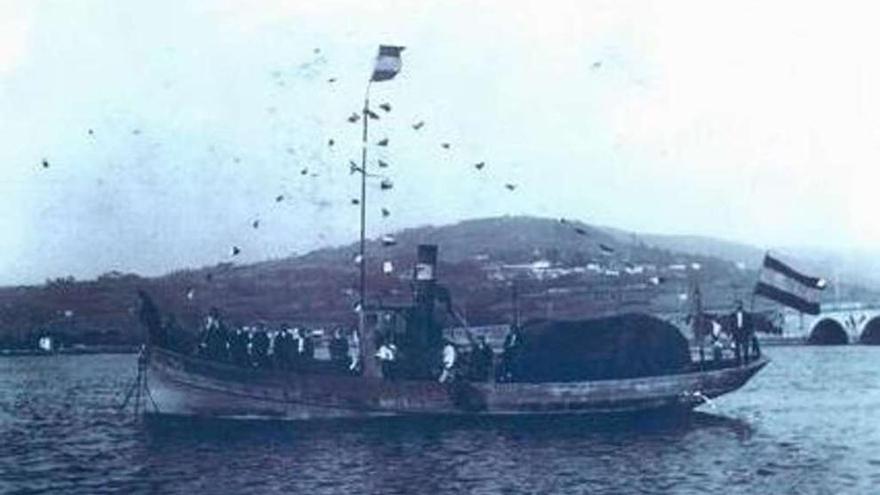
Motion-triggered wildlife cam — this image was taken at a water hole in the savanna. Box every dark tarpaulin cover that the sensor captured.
[511,313,691,382]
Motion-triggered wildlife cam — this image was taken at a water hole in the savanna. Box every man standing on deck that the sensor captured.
[472,336,494,382]
[251,324,270,368]
[329,328,350,371]
[730,300,751,365]
[439,340,457,383]
[499,325,522,381]
[291,328,306,369]
[375,338,398,380]
[273,324,292,370]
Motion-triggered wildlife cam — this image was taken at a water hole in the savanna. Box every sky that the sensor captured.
[1,0,879,285]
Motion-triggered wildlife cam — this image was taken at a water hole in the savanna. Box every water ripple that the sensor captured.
[2,348,880,494]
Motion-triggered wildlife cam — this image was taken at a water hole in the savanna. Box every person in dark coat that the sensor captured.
[498,325,522,381]
[471,336,494,382]
[274,325,292,370]
[302,330,315,362]
[730,301,751,365]
[251,325,270,368]
[229,327,249,367]
[328,328,350,371]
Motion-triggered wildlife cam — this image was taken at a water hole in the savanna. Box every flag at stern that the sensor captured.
[753,254,826,314]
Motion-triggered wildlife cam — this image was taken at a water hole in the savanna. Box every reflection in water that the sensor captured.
[137,411,755,494]
[2,349,880,494]
[143,410,754,452]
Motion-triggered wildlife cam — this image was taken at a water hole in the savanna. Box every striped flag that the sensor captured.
[754,254,826,314]
[371,45,405,82]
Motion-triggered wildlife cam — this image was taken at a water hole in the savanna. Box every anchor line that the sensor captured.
[141,363,160,414]
[116,345,157,416]
[116,374,140,412]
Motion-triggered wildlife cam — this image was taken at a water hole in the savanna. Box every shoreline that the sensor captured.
[0,345,139,357]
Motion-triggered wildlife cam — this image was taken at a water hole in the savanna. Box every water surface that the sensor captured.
[1,347,879,494]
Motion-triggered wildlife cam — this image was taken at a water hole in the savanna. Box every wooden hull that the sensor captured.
[144,347,769,421]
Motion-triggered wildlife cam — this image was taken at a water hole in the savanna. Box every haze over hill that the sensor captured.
[1,215,876,349]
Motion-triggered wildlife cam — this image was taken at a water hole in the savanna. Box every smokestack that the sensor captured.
[413,244,438,320]
[415,244,438,282]
[411,245,442,364]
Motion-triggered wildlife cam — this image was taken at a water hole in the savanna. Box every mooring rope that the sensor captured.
[115,345,154,416]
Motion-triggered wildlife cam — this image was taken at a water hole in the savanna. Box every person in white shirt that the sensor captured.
[710,319,725,362]
[439,341,457,383]
[375,340,398,380]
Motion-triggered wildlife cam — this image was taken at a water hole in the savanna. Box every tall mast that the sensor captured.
[358,82,379,378]
[359,84,371,314]
[356,45,404,378]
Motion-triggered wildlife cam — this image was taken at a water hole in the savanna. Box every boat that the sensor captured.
[136,241,769,421]
[131,46,770,421]
[143,345,767,420]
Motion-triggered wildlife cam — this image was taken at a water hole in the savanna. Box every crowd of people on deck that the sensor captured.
[149,299,760,388]
[176,302,534,384]
[374,328,518,384]
[151,303,513,382]
[187,309,357,372]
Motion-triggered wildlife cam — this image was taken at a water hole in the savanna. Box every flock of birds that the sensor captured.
[253,47,538,265]
[38,47,614,285]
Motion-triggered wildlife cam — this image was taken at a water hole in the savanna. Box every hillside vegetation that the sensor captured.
[1,216,875,349]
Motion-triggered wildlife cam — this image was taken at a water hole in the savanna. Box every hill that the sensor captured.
[0,216,875,349]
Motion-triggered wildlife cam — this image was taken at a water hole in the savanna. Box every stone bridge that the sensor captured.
[781,302,880,344]
[665,302,880,345]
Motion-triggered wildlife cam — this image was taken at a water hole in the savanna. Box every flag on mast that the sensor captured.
[371,45,405,82]
[753,254,827,314]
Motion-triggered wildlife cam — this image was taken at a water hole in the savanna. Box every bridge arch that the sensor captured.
[808,318,848,345]
[860,316,880,345]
